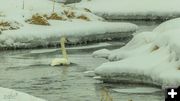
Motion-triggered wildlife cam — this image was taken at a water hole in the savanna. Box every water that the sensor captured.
[0,21,165,101]
[109,20,163,33]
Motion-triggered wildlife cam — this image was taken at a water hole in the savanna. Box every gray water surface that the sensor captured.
[0,43,164,101]
[0,21,164,101]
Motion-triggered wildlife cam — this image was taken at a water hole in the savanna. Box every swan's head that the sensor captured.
[60,37,67,43]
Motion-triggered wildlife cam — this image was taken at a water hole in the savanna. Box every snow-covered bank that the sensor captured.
[0,21,137,49]
[0,87,46,101]
[94,18,180,88]
[0,0,138,49]
[75,0,180,20]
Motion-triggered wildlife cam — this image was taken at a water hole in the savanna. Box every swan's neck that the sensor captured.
[60,39,68,60]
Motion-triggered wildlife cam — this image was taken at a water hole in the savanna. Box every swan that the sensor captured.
[51,37,70,66]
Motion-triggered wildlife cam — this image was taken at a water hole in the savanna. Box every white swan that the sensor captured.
[51,37,70,66]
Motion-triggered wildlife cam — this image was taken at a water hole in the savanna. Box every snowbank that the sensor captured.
[94,18,180,88]
[0,0,138,49]
[0,87,46,101]
[75,0,180,20]
[0,21,137,49]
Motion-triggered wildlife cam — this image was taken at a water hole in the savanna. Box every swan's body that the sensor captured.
[51,58,70,66]
[51,37,70,66]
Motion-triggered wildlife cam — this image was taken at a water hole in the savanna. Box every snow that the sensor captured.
[0,21,137,49]
[74,0,180,20]
[94,18,180,88]
[112,87,161,94]
[0,87,46,101]
[83,71,95,77]
[92,49,110,58]
[0,0,138,49]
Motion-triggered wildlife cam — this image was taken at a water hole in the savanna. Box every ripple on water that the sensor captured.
[0,41,165,101]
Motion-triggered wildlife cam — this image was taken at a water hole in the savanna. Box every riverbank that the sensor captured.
[0,0,138,50]
[93,18,180,88]
[74,0,180,20]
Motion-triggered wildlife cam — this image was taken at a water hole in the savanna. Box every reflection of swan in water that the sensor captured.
[100,87,113,101]
[51,37,70,66]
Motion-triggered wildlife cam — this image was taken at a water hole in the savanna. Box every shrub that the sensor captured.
[77,15,90,21]
[0,21,10,28]
[0,20,20,31]
[26,14,50,25]
[45,13,64,20]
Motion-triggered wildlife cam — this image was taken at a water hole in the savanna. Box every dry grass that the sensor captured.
[64,10,75,18]
[45,13,64,20]
[26,14,50,25]
[0,20,20,31]
[77,15,90,21]
[178,67,180,70]
[151,45,159,52]
[0,21,10,27]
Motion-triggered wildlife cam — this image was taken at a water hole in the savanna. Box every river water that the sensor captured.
[0,21,165,101]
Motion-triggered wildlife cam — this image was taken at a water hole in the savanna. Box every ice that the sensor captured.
[112,87,161,94]
[92,49,110,58]
[30,43,112,54]
[83,71,95,77]
[30,49,58,54]
[0,87,46,101]
[67,43,111,50]
[94,18,180,88]
[75,0,180,20]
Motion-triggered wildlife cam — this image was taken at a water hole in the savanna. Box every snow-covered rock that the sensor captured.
[0,87,46,101]
[94,18,180,88]
[74,0,180,20]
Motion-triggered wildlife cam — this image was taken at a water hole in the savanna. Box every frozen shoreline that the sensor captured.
[75,0,180,20]
[0,87,46,101]
[0,21,137,50]
[0,0,138,50]
[93,18,180,88]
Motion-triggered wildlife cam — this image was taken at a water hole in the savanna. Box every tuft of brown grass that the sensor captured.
[26,14,50,25]
[0,20,20,31]
[0,21,10,27]
[151,45,159,52]
[77,15,90,21]
[46,13,64,20]
[64,10,75,18]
